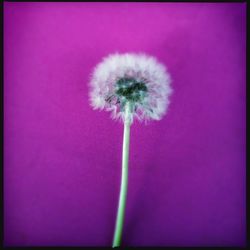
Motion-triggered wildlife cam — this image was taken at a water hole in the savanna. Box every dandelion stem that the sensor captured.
[112,103,131,248]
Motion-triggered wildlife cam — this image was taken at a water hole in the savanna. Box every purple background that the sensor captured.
[4,2,246,247]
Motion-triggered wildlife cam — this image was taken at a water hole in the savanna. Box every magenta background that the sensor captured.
[4,2,246,247]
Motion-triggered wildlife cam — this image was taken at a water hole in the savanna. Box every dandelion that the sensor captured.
[89,53,172,247]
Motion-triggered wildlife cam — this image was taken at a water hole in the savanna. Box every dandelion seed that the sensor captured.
[89,53,172,124]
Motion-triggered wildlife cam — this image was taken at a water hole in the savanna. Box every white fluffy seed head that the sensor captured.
[89,53,173,124]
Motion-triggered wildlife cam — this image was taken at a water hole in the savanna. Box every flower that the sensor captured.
[89,53,173,123]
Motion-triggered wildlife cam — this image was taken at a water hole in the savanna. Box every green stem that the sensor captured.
[112,103,131,248]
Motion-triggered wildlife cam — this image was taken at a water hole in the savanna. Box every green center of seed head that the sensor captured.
[115,77,148,103]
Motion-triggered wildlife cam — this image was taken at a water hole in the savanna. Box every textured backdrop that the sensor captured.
[4,2,246,247]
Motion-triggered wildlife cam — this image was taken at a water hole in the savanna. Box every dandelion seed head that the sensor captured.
[89,53,173,123]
